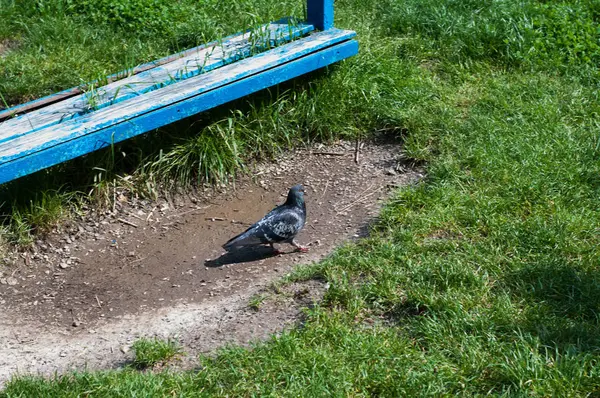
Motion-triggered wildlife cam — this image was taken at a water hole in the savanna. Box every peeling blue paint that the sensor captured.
[0,22,315,146]
[308,0,334,31]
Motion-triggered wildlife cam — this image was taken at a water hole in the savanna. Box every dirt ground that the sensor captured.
[0,39,17,58]
[0,138,422,386]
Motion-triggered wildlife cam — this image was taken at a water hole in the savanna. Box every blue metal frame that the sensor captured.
[307,0,334,31]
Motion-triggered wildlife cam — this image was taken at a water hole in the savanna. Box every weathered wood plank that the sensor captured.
[0,29,355,162]
[0,18,303,121]
[0,35,358,184]
[0,21,313,145]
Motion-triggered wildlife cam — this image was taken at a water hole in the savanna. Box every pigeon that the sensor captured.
[222,184,308,254]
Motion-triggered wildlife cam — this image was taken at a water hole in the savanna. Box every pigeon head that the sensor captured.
[285,184,305,206]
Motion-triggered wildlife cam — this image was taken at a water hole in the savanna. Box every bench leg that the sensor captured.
[307,0,334,31]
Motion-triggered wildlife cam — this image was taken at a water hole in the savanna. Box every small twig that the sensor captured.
[167,205,211,219]
[112,180,117,213]
[336,182,377,212]
[337,187,383,214]
[351,182,376,201]
[127,212,144,221]
[130,257,147,264]
[117,218,138,228]
[205,217,226,221]
[95,295,102,308]
[354,137,360,164]
[146,206,157,222]
[13,331,23,344]
[312,151,346,156]
[319,179,330,201]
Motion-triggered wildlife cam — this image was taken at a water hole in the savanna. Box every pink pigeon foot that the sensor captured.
[291,239,309,253]
[269,244,284,255]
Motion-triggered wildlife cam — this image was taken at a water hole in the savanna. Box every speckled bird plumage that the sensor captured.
[223,184,307,252]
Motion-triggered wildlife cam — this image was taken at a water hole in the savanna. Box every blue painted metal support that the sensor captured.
[307,0,334,31]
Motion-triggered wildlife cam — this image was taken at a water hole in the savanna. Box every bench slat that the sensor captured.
[0,21,313,145]
[0,29,357,184]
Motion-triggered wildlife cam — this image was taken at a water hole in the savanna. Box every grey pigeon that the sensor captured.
[223,184,307,253]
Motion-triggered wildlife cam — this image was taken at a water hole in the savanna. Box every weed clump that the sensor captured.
[131,338,182,369]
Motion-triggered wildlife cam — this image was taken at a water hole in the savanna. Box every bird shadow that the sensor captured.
[204,246,281,267]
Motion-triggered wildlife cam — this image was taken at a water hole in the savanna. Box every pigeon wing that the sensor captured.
[258,208,304,242]
[222,206,303,250]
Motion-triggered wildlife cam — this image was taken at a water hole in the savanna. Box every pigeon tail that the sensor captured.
[222,225,263,251]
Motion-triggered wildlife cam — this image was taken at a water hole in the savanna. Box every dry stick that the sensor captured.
[336,181,377,212]
[352,181,376,201]
[112,180,117,213]
[117,218,138,228]
[205,217,226,221]
[127,212,144,221]
[337,187,383,214]
[146,206,157,222]
[166,205,211,219]
[354,137,360,164]
[312,151,347,156]
[319,179,330,202]
[95,295,102,308]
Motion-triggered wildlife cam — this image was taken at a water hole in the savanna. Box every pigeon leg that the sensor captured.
[291,239,309,253]
[269,243,283,255]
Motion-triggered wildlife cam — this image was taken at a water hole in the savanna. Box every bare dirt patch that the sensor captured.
[0,39,17,58]
[0,138,422,385]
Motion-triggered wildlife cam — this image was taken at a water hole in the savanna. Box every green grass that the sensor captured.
[131,338,182,369]
[2,0,600,395]
[248,292,269,311]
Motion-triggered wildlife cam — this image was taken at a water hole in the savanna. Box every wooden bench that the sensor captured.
[0,0,358,185]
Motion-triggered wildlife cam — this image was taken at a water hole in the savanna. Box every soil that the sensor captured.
[0,39,17,58]
[0,138,423,386]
